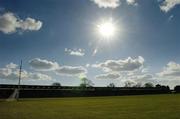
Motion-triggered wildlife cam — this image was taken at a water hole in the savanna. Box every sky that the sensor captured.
[0,0,180,88]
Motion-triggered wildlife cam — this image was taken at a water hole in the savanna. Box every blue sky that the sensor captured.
[0,0,180,88]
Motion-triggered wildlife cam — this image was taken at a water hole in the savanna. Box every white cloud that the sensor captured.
[0,63,51,80]
[92,56,144,72]
[126,0,138,6]
[0,12,42,34]
[122,71,154,81]
[93,56,150,84]
[6,63,18,69]
[0,12,18,34]
[29,58,88,77]
[0,68,12,77]
[119,61,180,88]
[124,80,137,87]
[19,17,42,31]
[155,61,180,88]
[160,0,180,12]
[29,58,59,71]
[157,61,180,78]
[65,48,85,57]
[95,73,120,79]
[86,64,90,68]
[91,0,120,8]
[168,15,174,21]
[136,74,153,80]
[28,72,52,80]
[131,74,156,84]
[55,66,87,76]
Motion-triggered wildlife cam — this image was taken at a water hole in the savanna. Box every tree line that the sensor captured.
[52,77,170,90]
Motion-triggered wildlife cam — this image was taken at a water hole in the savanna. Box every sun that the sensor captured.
[97,20,116,38]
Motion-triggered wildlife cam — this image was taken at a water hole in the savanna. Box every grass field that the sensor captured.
[0,94,180,119]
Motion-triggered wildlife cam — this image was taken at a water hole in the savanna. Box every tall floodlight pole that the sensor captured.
[16,60,22,101]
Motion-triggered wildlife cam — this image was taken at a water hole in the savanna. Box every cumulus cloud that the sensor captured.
[124,80,137,87]
[92,56,144,72]
[0,12,42,34]
[130,74,156,84]
[55,66,87,76]
[86,64,90,68]
[0,63,51,80]
[28,72,52,80]
[29,58,59,71]
[160,0,180,12]
[155,61,180,88]
[157,61,180,78]
[29,58,88,77]
[5,63,18,69]
[19,17,42,31]
[95,73,120,79]
[65,48,85,57]
[136,74,153,80]
[91,0,120,8]
[121,61,180,88]
[0,68,12,78]
[93,56,149,84]
[126,0,138,6]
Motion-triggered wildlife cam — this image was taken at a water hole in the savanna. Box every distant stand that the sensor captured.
[6,60,22,101]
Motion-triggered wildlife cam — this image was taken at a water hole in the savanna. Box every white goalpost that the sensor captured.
[6,60,22,101]
[6,89,19,101]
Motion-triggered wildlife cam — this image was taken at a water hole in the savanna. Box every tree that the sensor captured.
[107,83,115,88]
[52,82,61,86]
[155,84,161,88]
[124,81,136,87]
[79,77,94,88]
[144,82,154,88]
[156,84,170,90]
[133,82,142,88]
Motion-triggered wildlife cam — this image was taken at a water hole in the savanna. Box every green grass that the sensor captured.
[0,94,180,119]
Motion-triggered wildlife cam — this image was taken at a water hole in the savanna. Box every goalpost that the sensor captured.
[6,60,22,101]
